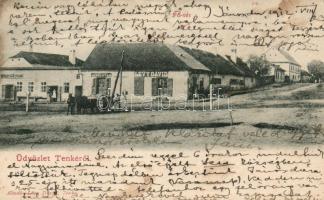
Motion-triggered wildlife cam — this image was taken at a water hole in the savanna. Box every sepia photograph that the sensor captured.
[0,0,323,199]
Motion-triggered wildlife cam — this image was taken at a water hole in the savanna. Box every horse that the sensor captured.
[75,96,98,114]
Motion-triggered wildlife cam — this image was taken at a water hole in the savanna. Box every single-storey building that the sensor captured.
[179,47,248,91]
[81,43,211,101]
[225,56,257,89]
[0,51,83,102]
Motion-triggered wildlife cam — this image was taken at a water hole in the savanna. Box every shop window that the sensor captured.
[64,82,70,93]
[134,77,144,96]
[211,78,221,84]
[92,78,111,95]
[41,82,47,92]
[28,82,34,92]
[16,82,23,92]
[152,78,173,96]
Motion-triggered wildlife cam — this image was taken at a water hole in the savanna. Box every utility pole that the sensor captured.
[110,50,125,110]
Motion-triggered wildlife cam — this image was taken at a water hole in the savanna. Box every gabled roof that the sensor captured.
[10,51,83,67]
[225,56,256,78]
[264,48,301,66]
[179,46,243,76]
[82,43,210,72]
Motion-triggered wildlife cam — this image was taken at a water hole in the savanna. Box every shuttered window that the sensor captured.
[91,78,97,95]
[152,78,158,96]
[167,78,173,97]
[134,77,144,96]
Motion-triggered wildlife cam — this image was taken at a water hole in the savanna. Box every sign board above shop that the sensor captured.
[91,73,112,78]
[0,74,23,79]
[135,71,168,77]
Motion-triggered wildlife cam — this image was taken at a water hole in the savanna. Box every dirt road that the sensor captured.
[0,83,323,149]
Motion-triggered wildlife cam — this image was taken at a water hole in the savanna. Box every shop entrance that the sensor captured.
[47,86,58,102]
[93,78,111,96]
[152,77,173,96]
[1,85,15,100]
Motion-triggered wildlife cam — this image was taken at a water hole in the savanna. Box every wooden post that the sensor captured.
[209,84,213,110]
[26,92,29,112]
[110,50,125,110]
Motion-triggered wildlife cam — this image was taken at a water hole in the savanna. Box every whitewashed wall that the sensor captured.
[0,69,81,101]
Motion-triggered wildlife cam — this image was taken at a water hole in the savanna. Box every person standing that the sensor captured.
[67,93,75,115]
[52,89,57,102]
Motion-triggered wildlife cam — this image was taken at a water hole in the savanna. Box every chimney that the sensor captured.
[69,50,76,66]
[230,48,237,63]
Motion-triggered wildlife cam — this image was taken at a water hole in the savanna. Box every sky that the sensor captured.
[1,0,324,70]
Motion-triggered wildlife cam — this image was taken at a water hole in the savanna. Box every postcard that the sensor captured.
[0,0,323,199]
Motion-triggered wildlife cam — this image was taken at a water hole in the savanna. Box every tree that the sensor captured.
[247,55,271,78]
[307,60,324,81]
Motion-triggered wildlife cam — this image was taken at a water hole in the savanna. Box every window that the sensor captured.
[199,78,204,90]
[28,82,34,92]
[64,82,70,93]
[41,82,46,92]
[152,78,173,96]
[92,78,111,95]
[76,74,81,79]
[16,82,22,92]
[134,77,144,96]
[230,79,240,85]
[211,78,221,85]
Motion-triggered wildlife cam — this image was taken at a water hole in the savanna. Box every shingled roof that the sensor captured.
[179,46,243,76]
[10,51,84,67]
[82,43,210,72]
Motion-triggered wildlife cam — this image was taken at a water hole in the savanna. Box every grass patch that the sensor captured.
[0,128,33,135]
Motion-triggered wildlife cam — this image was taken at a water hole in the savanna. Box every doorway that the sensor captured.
[47,86,58,102]
[75,86,82,97]
[1,85,15,100]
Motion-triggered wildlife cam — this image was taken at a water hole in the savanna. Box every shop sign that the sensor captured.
[135,71,168,77]
[91,73,112,78]
[0,74,23,79]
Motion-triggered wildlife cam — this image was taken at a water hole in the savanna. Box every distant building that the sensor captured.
[264,49,301,82]
[265,64,285,83]
[0,51,83,102]
[179,47,249,91]
[226,56,257,89]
